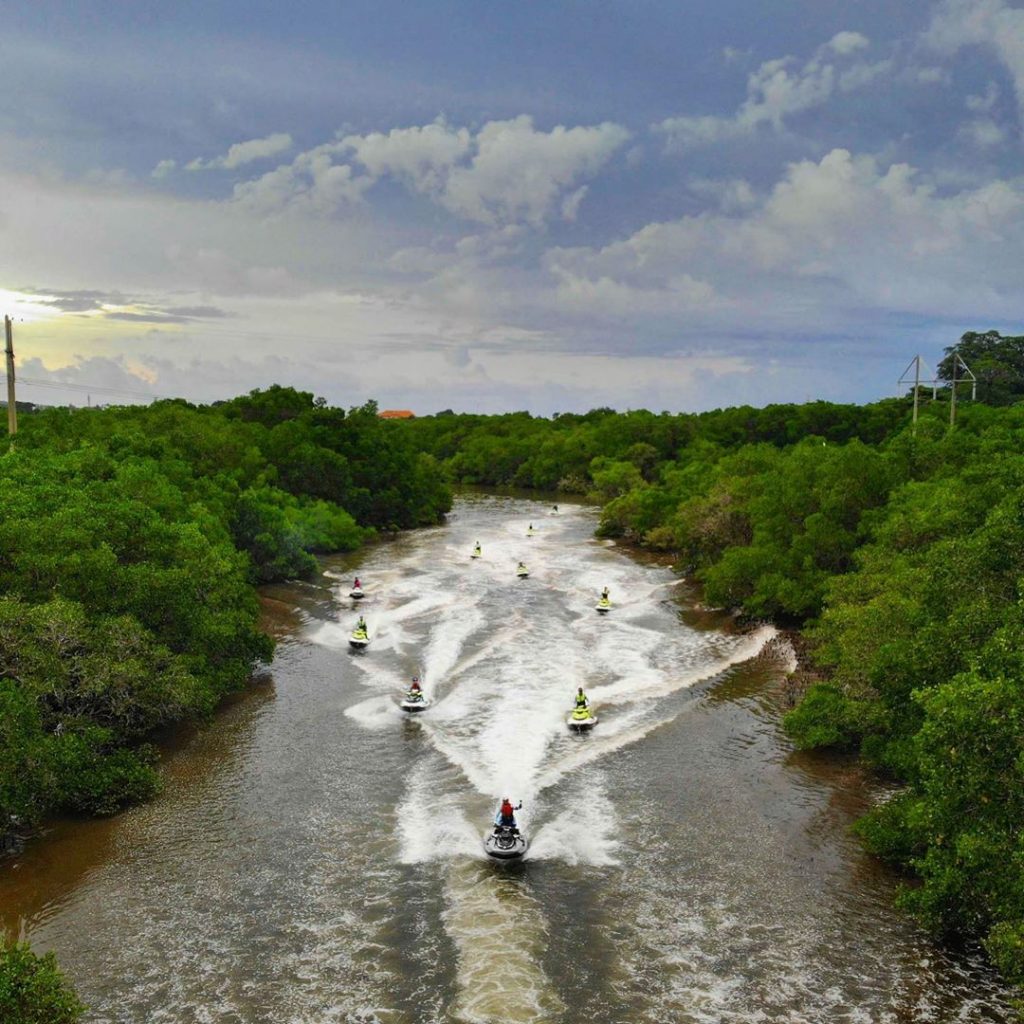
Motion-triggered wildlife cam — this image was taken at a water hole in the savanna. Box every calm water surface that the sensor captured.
[0,495,1015,1022]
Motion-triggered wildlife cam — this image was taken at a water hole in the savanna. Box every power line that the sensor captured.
[1,374,163,401]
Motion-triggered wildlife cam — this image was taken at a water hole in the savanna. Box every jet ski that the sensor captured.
[349,627,370,649]
[471,544,482,559]
[400,689,429,713]
[567,705,598,731]
[349,583,365,600]
[526,525,537,537]
[516,565,530,578]
[595,597,612,614]
[484,824,528,860]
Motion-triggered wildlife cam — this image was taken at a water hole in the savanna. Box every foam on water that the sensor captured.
[340,497,778,1021]
[442,861,565,1024]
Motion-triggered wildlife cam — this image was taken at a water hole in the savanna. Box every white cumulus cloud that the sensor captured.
[657,32,886,149]
[231,115,629,226]
[187,132,293,171]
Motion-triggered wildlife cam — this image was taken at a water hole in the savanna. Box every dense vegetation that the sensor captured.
[397,332,1024,984]
[0,388,450,843]
[0,941,85,1023]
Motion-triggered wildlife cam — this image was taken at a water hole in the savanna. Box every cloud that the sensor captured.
[443,116,628,226]
[967,81,1000,113]
[342,119,471,192]
[21,287,232,322]
[542,149,1024,327]
[657,31,886,149]
[231,143,373,214]
[187,132,293,171]
[151,159,176,179]
[560,186,588,221]
[231,115,629,226]
[959,118,1007,147]
[923,0,1024,115]
[827,31,870,55]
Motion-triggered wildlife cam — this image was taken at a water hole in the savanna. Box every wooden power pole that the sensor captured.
[4,315,16,437]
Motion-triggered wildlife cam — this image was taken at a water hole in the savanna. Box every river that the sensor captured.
[0,494,1016,1023]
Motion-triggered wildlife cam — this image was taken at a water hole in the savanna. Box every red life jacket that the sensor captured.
[500,800,514,819]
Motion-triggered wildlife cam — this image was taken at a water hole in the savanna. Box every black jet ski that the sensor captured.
[484,824,528,860]
[567,705,598,731]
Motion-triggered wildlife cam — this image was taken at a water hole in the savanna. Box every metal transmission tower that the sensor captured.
[946,351,977,427]
[898,355,938,432]
[898,353,977,430]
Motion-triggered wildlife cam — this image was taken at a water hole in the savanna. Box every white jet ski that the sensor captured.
[349,627,370,649]
[400,689,429,713]
[567,705,598,731]
[349,584,365,600]
[484,824,528,860]
[595,597,612,614]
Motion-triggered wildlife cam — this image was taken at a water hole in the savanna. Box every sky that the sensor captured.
[0,0,1021,414]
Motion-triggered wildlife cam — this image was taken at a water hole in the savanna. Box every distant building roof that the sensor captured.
[378,409,415,419]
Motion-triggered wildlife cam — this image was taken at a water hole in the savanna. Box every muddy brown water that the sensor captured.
[0,495,1016,1022]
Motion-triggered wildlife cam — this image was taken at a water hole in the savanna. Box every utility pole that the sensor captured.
[4,315,16,438]
[947,352,977,428]
[898,355,929,434]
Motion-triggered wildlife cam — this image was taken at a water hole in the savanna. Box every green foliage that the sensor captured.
[0,941,85,1023]
[938,330,1024,407]
[783,683,877,751]
[0,389,451,845]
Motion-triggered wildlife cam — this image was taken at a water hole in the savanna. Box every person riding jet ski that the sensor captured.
[400,674,428,711]
[471,542,482,558]
[485,798,528,858]
[601,587,610,600]
[356,615,367,632]
[495,798,523,832]
[517,561,529,578]
[568,687,598,730]
[354,577,361,589]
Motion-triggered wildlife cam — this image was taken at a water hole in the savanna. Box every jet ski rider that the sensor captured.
[574,687,589,709]
[356,615,367,633]
[353,577,361,588]
[409,676,422,693]
[495,798,522,831]
[601,586,610,601]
